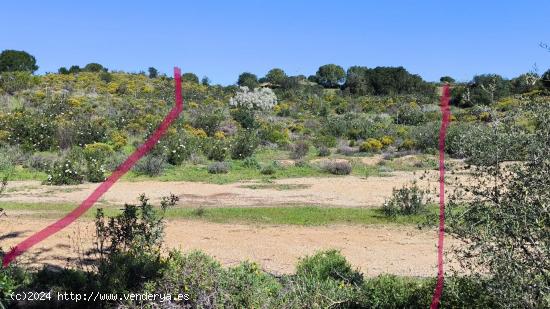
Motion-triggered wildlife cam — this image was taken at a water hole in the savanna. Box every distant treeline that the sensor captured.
[1,49,550,105]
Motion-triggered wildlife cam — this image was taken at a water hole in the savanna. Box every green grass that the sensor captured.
[7,165,48,181]
[3,147,435,184]
[123,153,329,184]
[165,206,435,225]
[0,201,437,226]
[239,183,311,190]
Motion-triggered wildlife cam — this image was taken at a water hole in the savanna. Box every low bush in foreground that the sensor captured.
[0,249,497,309]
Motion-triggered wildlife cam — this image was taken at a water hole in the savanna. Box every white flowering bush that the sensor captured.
[229,87,277,110]
[229,87,277,129]
[45,159,84,185]
[83,142,114,182]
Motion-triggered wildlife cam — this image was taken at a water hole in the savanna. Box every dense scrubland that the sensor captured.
[0,50,549,308]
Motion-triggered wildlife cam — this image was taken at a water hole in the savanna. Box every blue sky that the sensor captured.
[1,1,549,85]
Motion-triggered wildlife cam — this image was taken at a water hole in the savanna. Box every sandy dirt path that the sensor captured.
[0,217,446,277]
[2,172,437,208]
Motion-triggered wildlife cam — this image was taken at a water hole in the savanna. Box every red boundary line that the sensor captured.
[430,84,451,308]
[2,67,184,267]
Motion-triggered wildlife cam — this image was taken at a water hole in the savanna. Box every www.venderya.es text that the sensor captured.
[10,291,190,303]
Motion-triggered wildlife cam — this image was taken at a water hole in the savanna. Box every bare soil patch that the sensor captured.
[4,171,437,208]
[0,217,448,277]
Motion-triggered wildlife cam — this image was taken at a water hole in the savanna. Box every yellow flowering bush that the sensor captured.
[360,138,383,152]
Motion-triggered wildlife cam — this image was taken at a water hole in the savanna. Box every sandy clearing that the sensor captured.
[0,217,450,277]
[3,171,437,208]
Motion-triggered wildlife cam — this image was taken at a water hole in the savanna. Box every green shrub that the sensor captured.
[230,130,259,159]
[0,72,37,94]
[399,138,417,151]
[321,160,352,175]
[164,134,200,166]
[230,107,257,129]
[242,156,260,169]
[25,152,57,171]
[208,162,230,174]
[205,138,228,161]
[260,164,276,175]
[0,265,29,309]
[1,108,57,151]
[317,145,330,157]
[258,123,290,146]
[133,154,166,176]
[359,138,383,152]
[394,102,426,125]
[296,250,363,285]
[95,194,178,255]
[83,142,113,182]
[313,135,337,148]
[95,194,177,294]
[190,105,226,135]
[98,251,164,294]
[337,145,356,156]
[382,181,430,216]
[274,274,357,308]
[221,261,281,307]
[108,130,127,151]
[290,141,309,159]
[356,275,432,308]
[146,250,224,308]
[45,159,84,185]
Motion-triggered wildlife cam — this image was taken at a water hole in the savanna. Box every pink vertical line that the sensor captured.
[2,67,184,267]
[430,84,451,308]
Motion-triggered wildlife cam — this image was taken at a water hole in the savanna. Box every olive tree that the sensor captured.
[447,102,550,308]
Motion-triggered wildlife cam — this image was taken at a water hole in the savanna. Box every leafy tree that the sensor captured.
[344,66,433,95]
[148,67,158,78]
[68,65,81,74]
[83,62,106,72]
[440,76,455,83]
[265,68,287,85]
[344,66,372,95]
[201,76,210,86]
[279,75,301,90]
[316,64,345,88]
[58,67,69,74]
[237,72,259,89]
[0,50,38,73]
[447,103,550,308]
[469,74,510,104]
[182,72,199,84]
[541,69,550,90]
[307,75,318,83]
[511,72,539,94]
